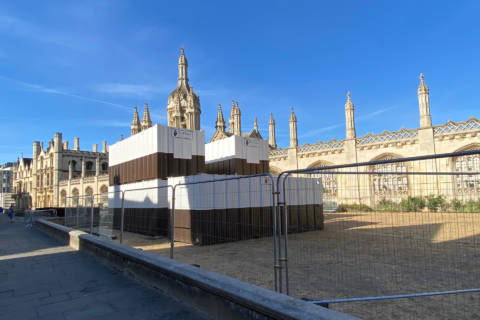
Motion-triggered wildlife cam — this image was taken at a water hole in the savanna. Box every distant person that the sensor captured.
[8,204,15,223]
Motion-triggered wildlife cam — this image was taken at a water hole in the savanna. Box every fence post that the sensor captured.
[76,197,79,228]
[120,192,124,244]
[64,198,67,227]
[171,186,175,260]
[90,195,94,235]
[271,181,278,292]
[283,200,290,296]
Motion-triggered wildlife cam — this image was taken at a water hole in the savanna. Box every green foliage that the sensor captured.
[376,198,400,212]
[336,204,373,212]
[464,199,480,212]
[425,194,447,212]
[400,196,426,212]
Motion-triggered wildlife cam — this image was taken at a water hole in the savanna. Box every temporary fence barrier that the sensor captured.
[277,150,480,319]
[25,209,57,227]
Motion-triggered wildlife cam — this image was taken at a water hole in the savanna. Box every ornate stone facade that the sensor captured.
[130,102,153,136]
[210,99,263,142]
[12,134,109,210]
[268,74,480,203]
[166,46,201,130]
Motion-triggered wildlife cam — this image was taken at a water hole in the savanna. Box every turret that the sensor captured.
[102,141,107,153]
[131,106,141,136]
[418,73,432,127]
[269,113,277,149]
[289,107,298,148]
[73,137,80,151]
[215,103,226,132]
[141,101,152,131]
[254,117,258,132]
[345,92,356,139]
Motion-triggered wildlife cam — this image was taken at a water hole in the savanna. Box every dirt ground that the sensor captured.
[95,211,480,320]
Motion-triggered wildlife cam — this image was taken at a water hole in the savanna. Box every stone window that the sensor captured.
[86,161,93,171]
[101,162,108,171]
[454,154,480,191]
[307,162,337,197]
[371,159,408,195]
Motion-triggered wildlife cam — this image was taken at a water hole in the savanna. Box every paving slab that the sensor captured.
[0,214,211,320]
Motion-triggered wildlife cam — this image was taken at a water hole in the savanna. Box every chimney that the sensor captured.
[93,144,98,152]
[74,138,80,151]
[62,141,69,150]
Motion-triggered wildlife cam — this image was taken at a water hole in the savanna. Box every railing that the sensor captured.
[297,139,344,153]
[269,148,288,157]
[356,128,418,145]
[433,117,480,135]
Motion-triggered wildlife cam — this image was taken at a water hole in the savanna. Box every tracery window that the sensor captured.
[308,163,337,196]
[101,163,108,171]
[372,161,408,194]
[454,154,480,192]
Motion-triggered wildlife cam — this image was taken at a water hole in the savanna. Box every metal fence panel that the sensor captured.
[279,155,480,320]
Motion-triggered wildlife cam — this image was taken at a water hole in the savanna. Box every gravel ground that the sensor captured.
[93,211,480,319]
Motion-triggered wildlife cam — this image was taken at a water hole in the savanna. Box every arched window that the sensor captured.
[60,189,67,206]
[40,156,44,169]
[454,150,480,192]
[85,186,93,195]
[86,161,93,171]
[307,161,337,197]
[50,154,54,168]
[100,185,108,193]
[101,162,108,171]
[371,155,408,195]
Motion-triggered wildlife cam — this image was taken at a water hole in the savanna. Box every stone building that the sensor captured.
[0,162,14,208]
[12,134,109,210]
[268,74,480,204]
[166,46,201,130]
[210,100,263,142]
[130,102,153,136]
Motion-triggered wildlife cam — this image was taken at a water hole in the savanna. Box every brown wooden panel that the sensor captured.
[152,153,158,180]
[187,155,197,176]
[160,152,168,179]
[314,204,324,230]
[251,207,261,238]
[197,156,206,174]
[179,158,187,176]
[212,162,218,175]
[306,204,315,231]
[235,158,243,175]
[298,205,308,232]
[243,160,250,175]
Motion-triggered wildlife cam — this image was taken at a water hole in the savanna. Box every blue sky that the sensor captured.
[1,0,479,164]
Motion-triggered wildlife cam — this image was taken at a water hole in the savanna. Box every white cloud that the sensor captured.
[299,123,344,139]
[0,75,129,110]
[95,83,160,97]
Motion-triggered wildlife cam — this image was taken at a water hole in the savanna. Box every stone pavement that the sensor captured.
[0,214,211,320]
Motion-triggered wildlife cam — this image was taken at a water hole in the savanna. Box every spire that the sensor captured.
[269,112,277,149]
[228,98,235,134]
[289,107,298,148]
[418,73,432,127]
[254,117,258,132]
[235,101,241,136]
[120,134,123,141]
[215,103,226,132]
[178,45,189,86]
[141,101,153,130]
[131,105,141,136]
[345,92,356,139]
[289,106,297,121]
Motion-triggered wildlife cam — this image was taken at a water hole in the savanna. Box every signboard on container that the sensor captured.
[244,138,260,148]
[172,129,193,140]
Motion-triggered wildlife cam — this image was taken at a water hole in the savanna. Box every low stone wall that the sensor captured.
[36,218,358,320]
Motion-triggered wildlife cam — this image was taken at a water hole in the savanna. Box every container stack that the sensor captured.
[204,136,269,175]
[108,180,170,237]
[168,174,323,245]
[108,124,205,186]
